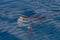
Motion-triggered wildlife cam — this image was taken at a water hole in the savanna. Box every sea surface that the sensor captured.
[0,0,60,40]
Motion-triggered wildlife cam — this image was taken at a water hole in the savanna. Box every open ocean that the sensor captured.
[0,0,60,40]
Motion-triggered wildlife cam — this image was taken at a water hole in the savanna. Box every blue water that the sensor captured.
[0,0,60,40]
[0,32,21,40]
